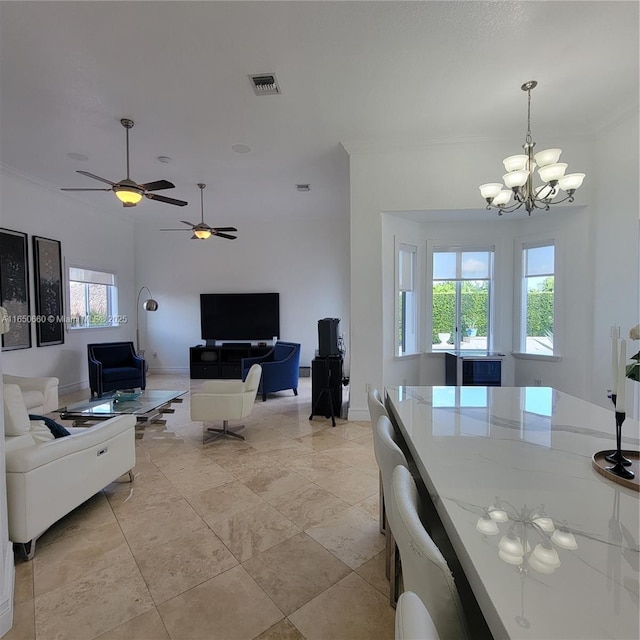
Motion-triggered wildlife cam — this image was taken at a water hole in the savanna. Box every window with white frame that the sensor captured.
[521,242,554,355]
[432,248,494,351]
[396,242,418,356]
[68,267,119,328]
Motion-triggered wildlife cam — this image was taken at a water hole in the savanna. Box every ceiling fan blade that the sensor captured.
[61,188,111,192]
[76,170,116,186]
[159,228,192,231]
[139,179,175,192]
[213,232,238,240]
[212,227,238,232]
[145,193,188,207]
[180,221,197,227]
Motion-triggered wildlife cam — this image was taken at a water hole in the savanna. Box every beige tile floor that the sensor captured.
[6,374,395,640]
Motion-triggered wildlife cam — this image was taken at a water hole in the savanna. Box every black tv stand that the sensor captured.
[190,344,271,379]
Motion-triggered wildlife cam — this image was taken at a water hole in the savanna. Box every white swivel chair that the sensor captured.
[368,388,389,535]
[390,465,470,640]
[374,414,409,600]
[396,591,441,640]
[190,364,262,443]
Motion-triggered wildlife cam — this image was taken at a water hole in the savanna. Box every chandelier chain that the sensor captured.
[525,86,533,147]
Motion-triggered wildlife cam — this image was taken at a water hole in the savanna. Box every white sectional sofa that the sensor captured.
[3,381,136,558]
[2,374,59,414]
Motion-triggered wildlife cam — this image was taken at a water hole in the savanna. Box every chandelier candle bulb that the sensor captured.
[558,173,585,192]
[492,190,512,206]
[538,162,568,184]
[503,154,529,172]
[503,169,529,188]
[479,183,503,200]
[534,148,562,167]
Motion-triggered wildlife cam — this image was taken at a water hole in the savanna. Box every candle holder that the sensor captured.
[605,411,634,479]
[605,394,632,467]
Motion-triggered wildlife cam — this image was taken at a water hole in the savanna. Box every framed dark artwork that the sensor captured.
[33,236,64,346]
[0,228,31,350]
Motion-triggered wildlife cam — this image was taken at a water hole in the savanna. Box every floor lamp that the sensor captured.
[136,286,158,356]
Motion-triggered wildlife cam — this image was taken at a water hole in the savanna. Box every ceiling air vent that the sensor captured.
[249,74,281,95]
[296,184,310,192]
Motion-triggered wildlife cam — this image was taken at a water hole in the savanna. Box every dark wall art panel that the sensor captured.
[33,236,64,346]
[0,228,31,350]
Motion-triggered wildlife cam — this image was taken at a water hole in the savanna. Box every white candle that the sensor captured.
[611,334,619,396]
[617,338,626,413]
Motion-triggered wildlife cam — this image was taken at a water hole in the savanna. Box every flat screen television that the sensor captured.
[200,293,280,342]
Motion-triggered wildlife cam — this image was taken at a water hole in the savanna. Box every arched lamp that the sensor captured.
[136,286,158,355]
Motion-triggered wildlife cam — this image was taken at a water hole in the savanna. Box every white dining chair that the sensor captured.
[374,414,409,601]
[368,388,390,534]
[390,465,470,640]
[396,591,441,640]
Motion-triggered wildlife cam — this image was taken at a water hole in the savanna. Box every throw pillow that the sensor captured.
[29,420,55,443]
[29,414,70,438]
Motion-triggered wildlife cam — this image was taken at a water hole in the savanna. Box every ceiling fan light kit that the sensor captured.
[160,183,238,241]
[61,118,188,208]
[479,81,586,216]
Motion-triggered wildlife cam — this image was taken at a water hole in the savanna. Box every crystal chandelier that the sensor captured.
[479,81,585,215]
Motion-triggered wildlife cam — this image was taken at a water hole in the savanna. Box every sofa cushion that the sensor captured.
[93,345,132,367]
[29,420,55,443]
[29,414,70,438]
[20,389,46,412]
[3,384,31,436]
[102,367,142,383]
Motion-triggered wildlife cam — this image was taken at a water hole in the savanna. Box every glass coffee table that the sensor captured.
[57,389,186,426]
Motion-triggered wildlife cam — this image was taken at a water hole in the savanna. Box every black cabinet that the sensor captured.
[445,351,504,386]
[310,356,343,424]
[190,345,271,379]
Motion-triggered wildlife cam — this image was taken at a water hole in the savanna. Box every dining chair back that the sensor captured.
[390,465,470,640]
[395,591,441,640]
[368,388,390,534]
[374,414,409,601]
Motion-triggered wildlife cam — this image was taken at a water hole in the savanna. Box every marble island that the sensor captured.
[385,386,639,640]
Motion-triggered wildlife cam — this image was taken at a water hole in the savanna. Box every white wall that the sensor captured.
[0,168,136,393]
[590,111,640,414]
[347,135,601,420]
[134,212,350,375]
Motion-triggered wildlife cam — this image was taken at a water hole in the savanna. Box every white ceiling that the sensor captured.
[1,1,638,226]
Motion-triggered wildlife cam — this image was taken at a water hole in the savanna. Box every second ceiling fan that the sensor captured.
[160,183,238,240]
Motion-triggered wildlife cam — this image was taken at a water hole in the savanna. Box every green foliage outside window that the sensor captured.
[432,282,489,343]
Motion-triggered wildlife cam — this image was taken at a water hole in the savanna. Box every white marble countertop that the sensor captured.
[385,386,640,640]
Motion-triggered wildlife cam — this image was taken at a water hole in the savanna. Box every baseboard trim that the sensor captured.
[347,407,370,421]
[58,380,86,395]
[147,367,190,375]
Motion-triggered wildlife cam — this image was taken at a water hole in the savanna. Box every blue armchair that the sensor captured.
[88,341,146,397]
[241,341,301,401]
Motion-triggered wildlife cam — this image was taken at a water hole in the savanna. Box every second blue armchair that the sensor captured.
[241,341,301,401]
